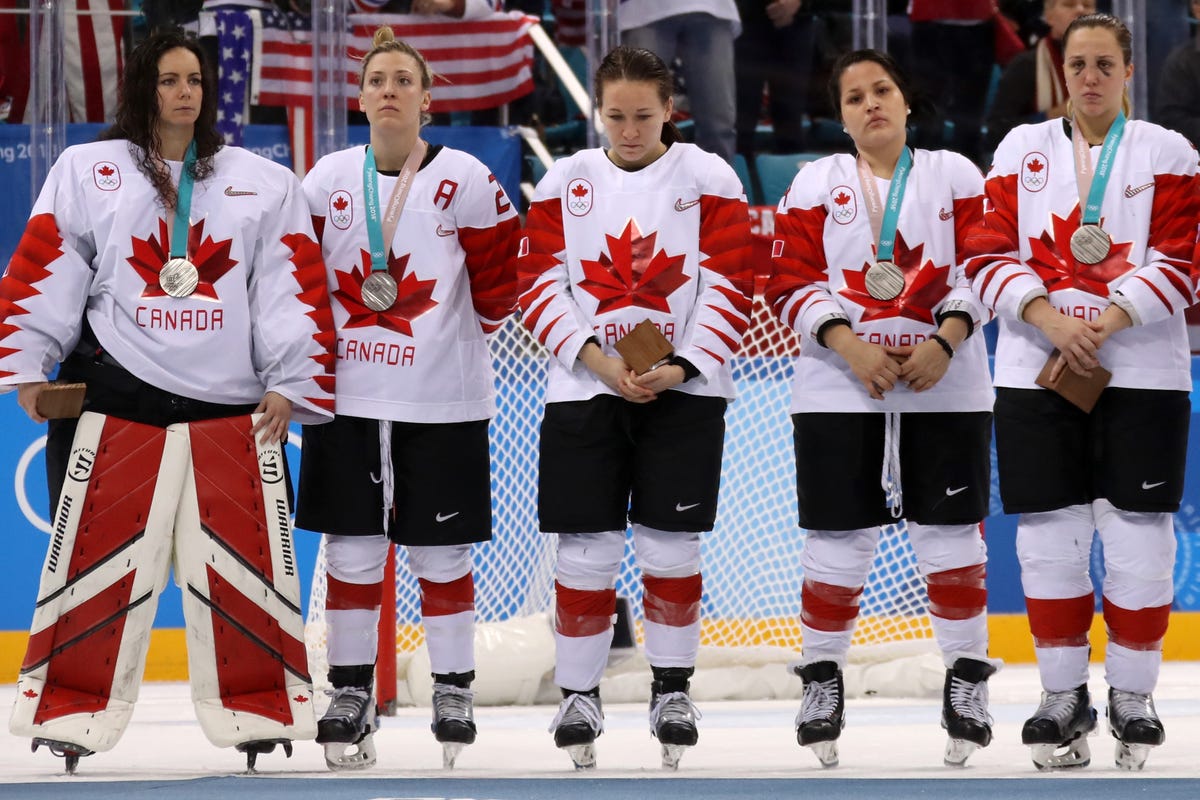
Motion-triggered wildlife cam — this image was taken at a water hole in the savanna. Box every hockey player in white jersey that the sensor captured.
[294,26,520,772]
[965,13,1198,772]
[519,45,754,771]
[1,31,336,773]
[767,49,1000,769]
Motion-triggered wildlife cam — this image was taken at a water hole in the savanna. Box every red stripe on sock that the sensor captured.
[418,573,475,617]
[926,564,987,620]
[1103,597,1170,651]
[801,579,862,632]
[1026,595,1093,648]
[555,582,615,637]
[325,575,382,611]
[643,574,702,627]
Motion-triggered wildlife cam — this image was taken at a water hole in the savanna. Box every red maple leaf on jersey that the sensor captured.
[577,219,690,314]
[98,165,114,176]
[834,191,851,206]
[1027,158,1044,173]
[333,250,438,337]
[333,196,348,212]
[571,183,589,198]
[126,218,238,299]
[1026,208,1133,296]
[839,231,951,324]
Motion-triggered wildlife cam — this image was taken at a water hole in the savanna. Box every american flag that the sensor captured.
[551,0,587,48]
[215,8,253,146]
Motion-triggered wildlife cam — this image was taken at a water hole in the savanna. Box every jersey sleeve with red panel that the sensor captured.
[518,143,754,404]
[0,141,336,423]
[302,144,520,423]
[767,150,994,414]
[964,119,1199,391]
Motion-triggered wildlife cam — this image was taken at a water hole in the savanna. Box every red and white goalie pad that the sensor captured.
[173,414,315,747]
[10,412,188,752]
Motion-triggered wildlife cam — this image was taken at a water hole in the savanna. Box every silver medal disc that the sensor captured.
[1069,224,1111,265]
[361,271,398,312]
[159,258,199,298]
[864,260,905,301]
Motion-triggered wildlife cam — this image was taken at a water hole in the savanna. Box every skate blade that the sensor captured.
[323,735,377,772]
[32,738,93,775]
[944,738,978,767]
[442,741,466,769]
[1114,741,1153,771]
[806,740,839,768]
[661,743,690,770]
[1030,738,1091,770]
[563,743,596,770]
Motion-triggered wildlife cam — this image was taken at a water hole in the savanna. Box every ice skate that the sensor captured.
[1107,688,1165,771]
[649,667,701,770]
[794,661,845,768]
[549,690,604,769]
[235,738,293,773]
[1021,684,1097,770]
[31,738,93,775]
[431,679,477,768]
[941,657,997,767]
[316,684,377,771]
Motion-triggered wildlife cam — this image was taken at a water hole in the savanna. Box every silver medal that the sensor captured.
[361,271,398,312]
[159,258,199,298]
[864,261,905,301]
[1069,224,1111,265]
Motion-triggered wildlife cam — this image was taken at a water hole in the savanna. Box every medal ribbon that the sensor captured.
[363,140,427,274]
[169,141,198,259]
[1072,110,1126,226]
[856,147,912,262]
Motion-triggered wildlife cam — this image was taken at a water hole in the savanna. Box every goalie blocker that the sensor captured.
[11,412,315,769]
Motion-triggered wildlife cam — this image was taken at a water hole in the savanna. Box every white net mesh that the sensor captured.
[305,290,937,703]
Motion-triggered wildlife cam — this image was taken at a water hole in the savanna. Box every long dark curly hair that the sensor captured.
[99,30,221,209]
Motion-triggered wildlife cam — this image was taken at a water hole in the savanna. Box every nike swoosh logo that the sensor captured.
[1124,182,1154,198]
[945,486,968,496]
[436,225,456,237]
[674,198,700,212]
[1142,480,1166,490]
[938,207,953,221]
[435,511,460,522]
[224,186,258,196]
[675,502,701,512]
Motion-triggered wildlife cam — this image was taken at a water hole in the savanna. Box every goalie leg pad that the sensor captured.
[10,412,187,753]
[174,414,316,748]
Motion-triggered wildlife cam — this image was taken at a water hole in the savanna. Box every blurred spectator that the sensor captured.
[619,0,741,163]
[1155,0,1200,147]
[907,0,995,164]
[734,0,818,157]
[1147,1,1192,124]
[985,0,1095,153]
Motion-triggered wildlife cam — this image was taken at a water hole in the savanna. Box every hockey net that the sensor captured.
[305,212,939,705]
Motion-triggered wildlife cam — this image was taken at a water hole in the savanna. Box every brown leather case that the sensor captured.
[613,320,675,375]
[1034,351,1111,413]
[35,382,87,419]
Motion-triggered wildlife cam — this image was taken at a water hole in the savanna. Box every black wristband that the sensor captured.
[815,317,852,348]
[668,355,700,381]
[934,309,975,338]
[929,333,955,359]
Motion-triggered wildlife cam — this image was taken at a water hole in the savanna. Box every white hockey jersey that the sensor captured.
[768,149,994,414]
[519,143,755,404]
[965,119,1199,391]
[303,144,520,423]
[0,140,336,423]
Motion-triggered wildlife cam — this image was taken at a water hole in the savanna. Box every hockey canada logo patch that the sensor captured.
[830,185,857,225]
[1021,152,1048,192]
[329,190,354,230]
[567,178,593,217]
[93,162,121,191]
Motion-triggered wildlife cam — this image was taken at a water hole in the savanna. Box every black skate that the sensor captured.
[317,684,377,771]
[794,661,845,768]
[941,657,997,767]
[1107,688,1165,771]
[432,672,477,768]
[649,667,702,769]
[549,689,604,769]
[1021,684,1097,770]
[31,738,93,775]
[235,738,293,773]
